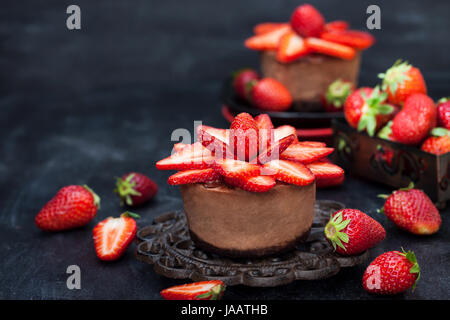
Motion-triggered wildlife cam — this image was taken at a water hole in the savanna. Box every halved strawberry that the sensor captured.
[264,160,315,186]
[307,161,344,181]
[296,141,327,148]
[168,168,221,185]
[214,158,261,179]
[258,134,296,164]
[255,114,274,130]
[321,30,375,50]
[273,125,298,141]
[324,20,349,32]
[229,112,259,161]
[172,143,188,153]
[277,31,309,63]
[225,175,276,193]
[253,22,289,35]
[197,126,230,158]
[245,24,291,50]
[93,212,139,261]
[160,280,226,300]
[281,144,334,164]
[156,146,215,170]
[305,37,356,60]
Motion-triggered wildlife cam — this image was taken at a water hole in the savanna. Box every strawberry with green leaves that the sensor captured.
[344,87,395,136]
[232,68,259,100]
[161,280,226,300]
[421,127,450,155]
[379,182,442,235]
[378,60,427,105]
[363,249,420,295]
[324,209,386,255]
[436,98,450,129]
[321,79,354,112]
[114,172,158,207]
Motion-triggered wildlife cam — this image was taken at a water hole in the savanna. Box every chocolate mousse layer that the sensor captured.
[260,51,361,112]
[179,182,316,258]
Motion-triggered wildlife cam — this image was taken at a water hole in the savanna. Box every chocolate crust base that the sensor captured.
[190,227,311,258]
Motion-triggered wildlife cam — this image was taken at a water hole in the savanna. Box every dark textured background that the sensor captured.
[0,0,448,300]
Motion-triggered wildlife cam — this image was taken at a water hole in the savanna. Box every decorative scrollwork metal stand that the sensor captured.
[135,200,369,287]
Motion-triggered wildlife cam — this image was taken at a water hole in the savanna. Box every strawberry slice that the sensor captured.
[305,37,356,60]
[253,22,289,35]
[156,144,215,171]
[225,175,276,193]
[281,144,334,164]
[93,212,139,261]
[258,134,296,164]
[197,126,230,158]
[196,125,229,144]
[160,280,226,300]
[255,114,274,130]
[168,168,221,185]
[277,31,309,63]
[214,158,261,179]
[263,160,315,186]
[172,143,189,153]
[321,30,375,50]
[296,141,327,148]
[306,162,344,179]
[273,125,298,141]
[245,25,291,50]
[324,20,349,32]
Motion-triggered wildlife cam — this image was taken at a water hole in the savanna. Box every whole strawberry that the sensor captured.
[421,128,450,155]
[115,172,158,206]
[35,185,100,231]
[232,68,259,100]
[344,87,394,136]
[250,78,292,111]
[229,112,259,161]
[322,79,354,112]
[290,4,325,37]
[379,183,442,235]
[436,98,450,129]
[379,60,427,105]
[391,93,436,145]
[363,249,420,295]
[324,209,386,256]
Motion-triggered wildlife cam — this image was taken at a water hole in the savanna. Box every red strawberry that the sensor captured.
[232,68,259,100]
[160,280,225,300]
[306,162,344,187]
[197,126,230,158]
[379,183,442,235]
[172,143,188,153]
[324,209,386,255]
[263,160,315,186]
[214,158,261,179]
[324,20,349,32]
[245,24,291,51]
[290,4,325,37]
[114,172,158,206]
[296,141,327,148]
[321,30,375,50]
[281,144,334,164]
[344,87,395,136]
[250,78,293,112]
[436,98,450,129]
[321,79,354,112]
[225,175,276,193]
[35,185,100,231]
[255,114,274,130]
[253,22,289,35]
[168,168,221,185]
[391,93,436,145]
[363,249,420,294]
[273,125,297,141]
[255,114,275,152]
[258,134,296,164]
[304,37,356,60]
[196,125,229,145]
[93,212,139,261]
[421,128,450,155]
[377,121,395,141]
[229,112,259,161]
[277,31,309,63]
[379,60,427,105]
[156,142,215,170]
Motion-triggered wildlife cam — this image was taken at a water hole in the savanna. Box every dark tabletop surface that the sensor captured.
[0,0,449,300]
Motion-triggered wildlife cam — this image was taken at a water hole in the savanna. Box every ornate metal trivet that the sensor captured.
[135,200,369,287]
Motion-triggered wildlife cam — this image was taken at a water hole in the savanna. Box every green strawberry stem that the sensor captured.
[83,185,101,209]
[378,59,412,94]
[325,79,352,108]
[431,127,450,137]
[114,174,142,206]
[196,284,226,300]
[398,248,420,291]
[121,211,141,219]
[324,211,351,251]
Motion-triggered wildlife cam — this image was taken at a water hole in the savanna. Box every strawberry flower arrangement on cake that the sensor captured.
[156,113,344,191]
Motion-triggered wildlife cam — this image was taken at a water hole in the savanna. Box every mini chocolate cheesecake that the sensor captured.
[260,51,361,112]
[180,182,316,258]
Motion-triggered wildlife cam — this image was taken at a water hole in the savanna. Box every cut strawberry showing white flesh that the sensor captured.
[277,31,309,63]
[156,143,215,170]
[307,162,345,188]
[225,175,276,193]
[93,212,139,261]
[197,126,230,158]
[281,144,334,164]
[245,25,291,51]
[160,280,226,300]
[295,141,327,148]
[258,134,296,164]
[274,125,298,141]
[263,160,315,186]
[168,168,221,185]
[214,158,261,179]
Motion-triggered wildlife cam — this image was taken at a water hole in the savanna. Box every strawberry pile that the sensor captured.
[340,59,450,155]
[156,113,344,191]
[245,4,375,62]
